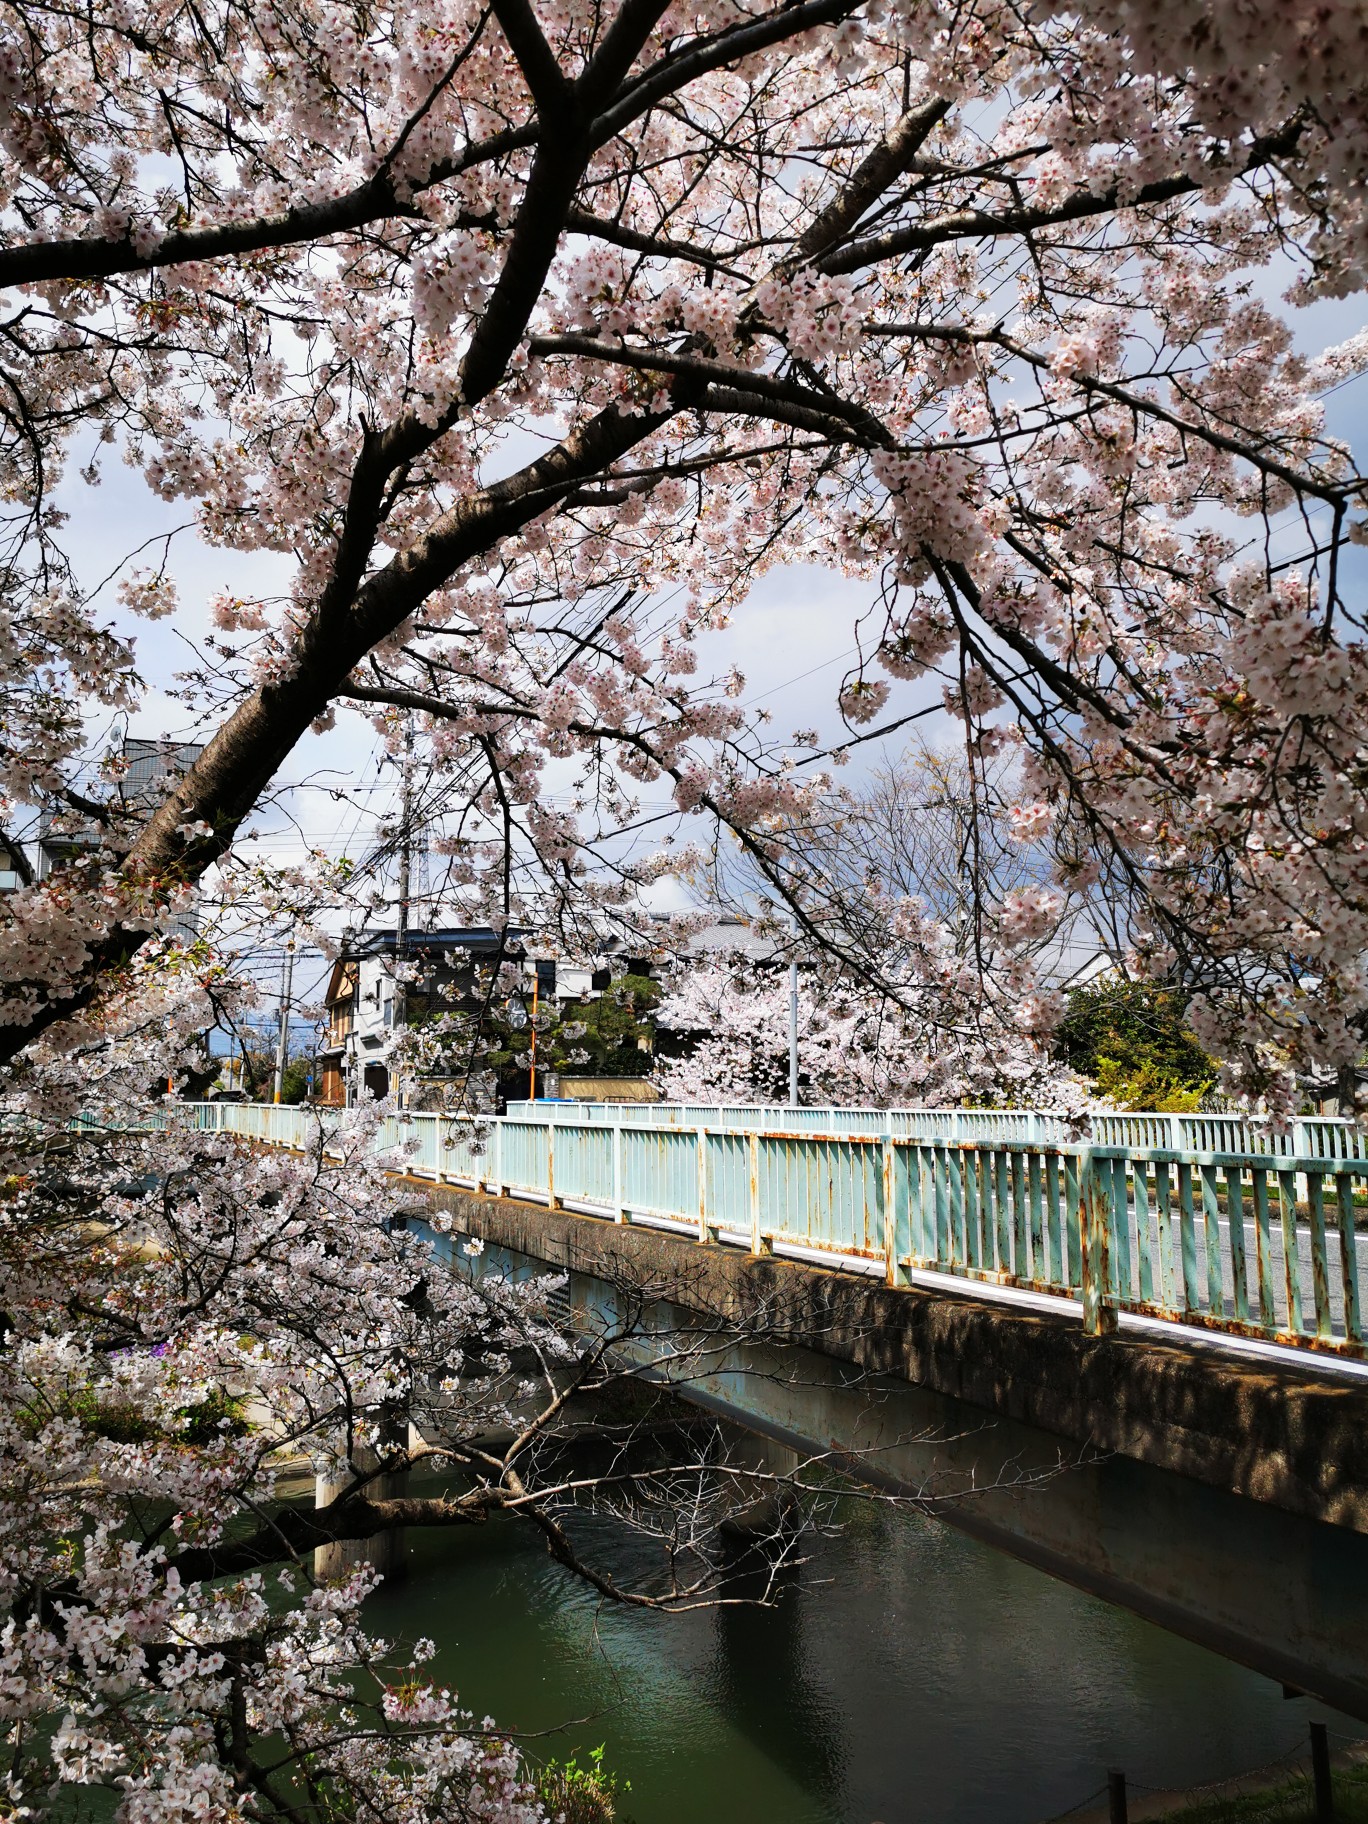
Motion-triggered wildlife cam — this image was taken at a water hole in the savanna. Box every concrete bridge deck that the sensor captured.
[417,1176,1368,1720]
[185,1099,1368,1717]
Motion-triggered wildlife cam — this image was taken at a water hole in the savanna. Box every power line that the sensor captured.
[744,644,861,708]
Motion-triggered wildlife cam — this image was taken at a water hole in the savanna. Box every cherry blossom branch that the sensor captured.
[864,321,1359,505]
[823,115,1309,273]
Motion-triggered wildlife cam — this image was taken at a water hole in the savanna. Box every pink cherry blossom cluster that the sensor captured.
[0,958,568,1823]
[653,950,1091,1111]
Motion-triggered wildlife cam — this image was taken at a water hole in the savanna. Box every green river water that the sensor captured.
[367,1491,1357,1824]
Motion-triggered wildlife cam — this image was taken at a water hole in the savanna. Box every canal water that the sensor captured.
[368,1485,1358,1824]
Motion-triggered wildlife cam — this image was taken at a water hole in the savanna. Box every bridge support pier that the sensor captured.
[717,1432,803,1545]
[313,1422,411,1582]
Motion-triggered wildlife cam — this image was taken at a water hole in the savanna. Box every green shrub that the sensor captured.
[533,1746,632,1824]
[19,1382,249,1446]
[1091,1056,1211,1113]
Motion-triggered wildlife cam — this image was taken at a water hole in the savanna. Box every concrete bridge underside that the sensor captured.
[411,1179,1368,1721]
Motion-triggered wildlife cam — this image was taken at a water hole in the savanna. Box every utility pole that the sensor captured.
[529,966,539,1101]
[393,714,414,1108]
[273,939,296,1104]
[788,915,800,1108]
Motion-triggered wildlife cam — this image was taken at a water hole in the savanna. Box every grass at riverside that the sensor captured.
[1154,1761,1368,1822]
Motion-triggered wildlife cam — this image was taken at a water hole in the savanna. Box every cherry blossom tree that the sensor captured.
[653,951,1087,1106]
[666,742,1127,1104]
[5,949,856,1823]
[779,743,1051,950]
[1,0,1368,1814]
[0,0,1364,1109]
[699,738,1116,975]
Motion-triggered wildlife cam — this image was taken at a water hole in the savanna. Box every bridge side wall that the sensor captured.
[415,1180,1368,1535]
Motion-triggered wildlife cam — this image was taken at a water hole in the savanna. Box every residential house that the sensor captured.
[319,927,533,1107]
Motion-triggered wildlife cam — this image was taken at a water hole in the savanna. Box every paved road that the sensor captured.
[1115,1203,1368,1339]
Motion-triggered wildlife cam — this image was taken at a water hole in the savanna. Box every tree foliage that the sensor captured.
[1053,978,1218,1112]
[532,1747,632,1824]
[487,973,659,1080]
[0,0,1363,1110]
[552,972,661,1078]
[220,1050,314,1103]
[416,969,661,1086]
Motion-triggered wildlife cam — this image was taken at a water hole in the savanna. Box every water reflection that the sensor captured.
[368,1486,1359,1824]
[705,1546,849,1810]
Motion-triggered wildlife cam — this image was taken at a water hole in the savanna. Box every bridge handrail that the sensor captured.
[501,1099,1368,1159]
[120,1101,1368,1358]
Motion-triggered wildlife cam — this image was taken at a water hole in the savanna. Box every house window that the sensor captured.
[383,993,395,1029]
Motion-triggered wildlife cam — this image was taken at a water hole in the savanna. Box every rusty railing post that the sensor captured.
[1081,1148,1119,1336]
[883,1130,898,1286]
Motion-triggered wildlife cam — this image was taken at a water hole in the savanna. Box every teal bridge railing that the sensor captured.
[186,1100,1368,1357]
